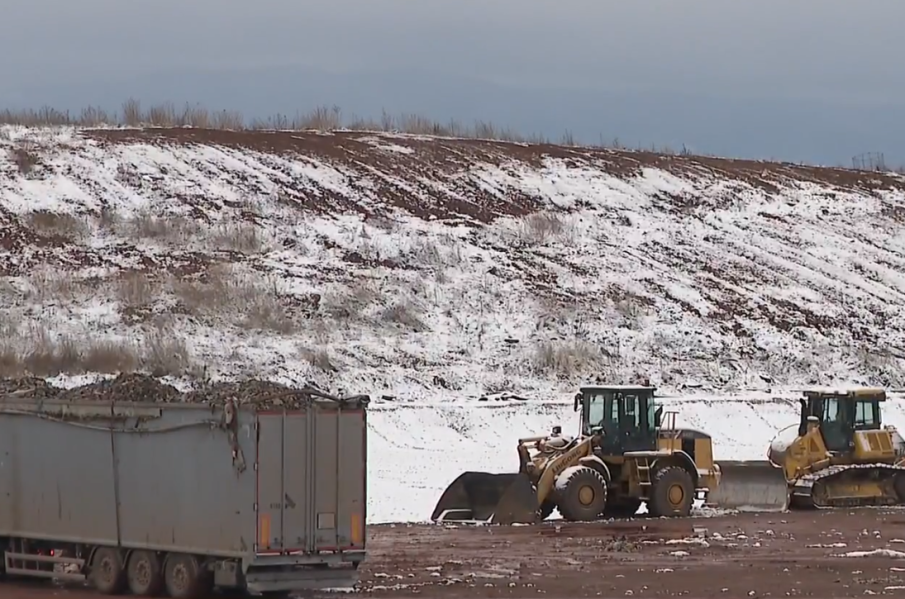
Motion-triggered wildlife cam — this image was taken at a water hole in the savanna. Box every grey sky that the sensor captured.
[2,0,903,165]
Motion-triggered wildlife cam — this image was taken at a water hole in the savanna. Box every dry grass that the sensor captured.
[407,236,463,268]
[0,99,575,147]
[532,340,603,379]
[9,145,39,175]
[25,270,91,303]
[23,211,90,241]
[379,300,429,332]
[0,100,857,166]
[321,281,380,319]
[300,347,338,372]
[0,322,197,378]
[171,265,296,334]
[208,222,265,253]
[110,210,265,254]
[121,209,201,242]
[117,271,160,310]
[98,205,120,231]
[612,290,650,330]
[517,211,571,245]
[141,325,198,377]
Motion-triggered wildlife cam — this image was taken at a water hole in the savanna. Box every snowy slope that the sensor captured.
[4,124,905,522]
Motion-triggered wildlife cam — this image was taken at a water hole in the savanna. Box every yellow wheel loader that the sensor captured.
[708,387,905,512]
[431,385,722,525]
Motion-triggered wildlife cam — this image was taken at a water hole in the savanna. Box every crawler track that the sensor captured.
[790,462,905,509]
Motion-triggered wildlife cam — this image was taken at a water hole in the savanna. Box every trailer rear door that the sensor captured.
[311,405,366,552]
[255,404,366,554]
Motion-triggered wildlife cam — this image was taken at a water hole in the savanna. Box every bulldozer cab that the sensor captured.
[801,388,885,454]
[575,385,661,454]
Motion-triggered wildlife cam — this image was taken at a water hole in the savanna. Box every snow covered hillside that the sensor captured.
[4,124,905,522]
[3,125,905,397]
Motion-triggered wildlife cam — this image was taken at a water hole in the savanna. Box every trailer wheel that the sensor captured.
[91,547,128,595]
[164,554,203,599]
[127,550,164,596]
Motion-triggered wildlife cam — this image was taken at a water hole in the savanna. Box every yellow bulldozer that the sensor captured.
[431,385,722,524]
[707,387,905,511]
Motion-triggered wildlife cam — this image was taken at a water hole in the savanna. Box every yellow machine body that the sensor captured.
[708,387,905,511]
[431,386,720,524]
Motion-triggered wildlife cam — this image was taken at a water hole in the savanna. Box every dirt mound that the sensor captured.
[0,374,351,409]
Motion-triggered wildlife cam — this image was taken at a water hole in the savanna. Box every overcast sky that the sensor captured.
[2,0,902,165]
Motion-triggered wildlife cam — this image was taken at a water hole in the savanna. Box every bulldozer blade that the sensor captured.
[431,472,539,525]
[706,460,790,512]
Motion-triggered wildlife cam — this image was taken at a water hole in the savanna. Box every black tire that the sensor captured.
[603,499,642,519]
[127,550,165,597]
[556,466,608,521]
[164,554,203,599]
[894,472,905,502]
[539,499,556,520]
[91,547,128,595]
[649,466,695,517]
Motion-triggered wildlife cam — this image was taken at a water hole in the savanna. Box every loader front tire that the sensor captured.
[649,466,694,517]
[556,466,607,522]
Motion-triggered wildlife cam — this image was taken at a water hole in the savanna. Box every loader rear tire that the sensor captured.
[556,466,607,522]
[649,466,694,517]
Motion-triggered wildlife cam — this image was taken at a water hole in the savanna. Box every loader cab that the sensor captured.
[801,388,885,454]
[576,385,660,454]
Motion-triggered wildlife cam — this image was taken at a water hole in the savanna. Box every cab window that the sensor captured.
[854,400,880,429]
[647,399,657,430]
[622,394,640,428]
[586,393,606,428]
[821,398,848,425]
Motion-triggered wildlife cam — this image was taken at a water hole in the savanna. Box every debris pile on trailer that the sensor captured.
[0,373,344,408]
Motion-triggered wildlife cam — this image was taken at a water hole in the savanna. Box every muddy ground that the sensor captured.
[6,509,905,599]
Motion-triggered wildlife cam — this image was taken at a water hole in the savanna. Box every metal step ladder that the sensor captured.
[636,456,653,499]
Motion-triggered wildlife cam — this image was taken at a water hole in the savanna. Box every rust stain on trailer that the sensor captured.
[259,513,271,549]
[351,513,363,546]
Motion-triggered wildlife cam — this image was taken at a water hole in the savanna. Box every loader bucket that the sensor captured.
[431,471,539,525]
[706,460,789,512]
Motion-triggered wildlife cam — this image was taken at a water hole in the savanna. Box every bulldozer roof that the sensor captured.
[801,387,887,400]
